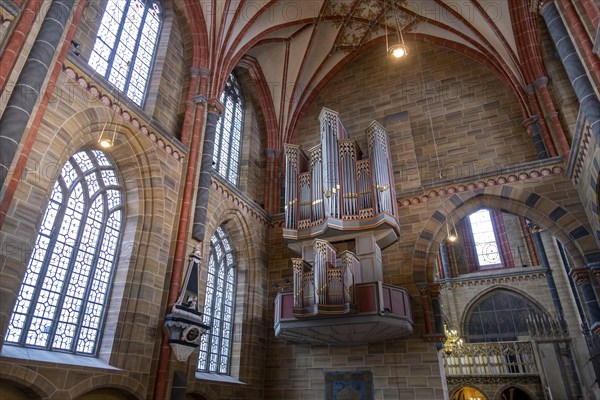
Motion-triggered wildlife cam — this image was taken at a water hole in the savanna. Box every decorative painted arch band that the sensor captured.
[412,184,597,284]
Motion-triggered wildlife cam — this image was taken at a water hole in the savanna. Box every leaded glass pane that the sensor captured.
[469,209,501,266]
[467,290,543,342]
[198,226,236,375]
[89,0,162,106]
[4,150,124,356]
[213,74,244,186]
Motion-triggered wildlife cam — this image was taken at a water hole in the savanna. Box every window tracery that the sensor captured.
[5,150,124,355]
[198,226,236,374]
[89,0,162,106]
[213,73,244,186]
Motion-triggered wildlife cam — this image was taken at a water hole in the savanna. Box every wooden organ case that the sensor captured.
[274,108,414,345]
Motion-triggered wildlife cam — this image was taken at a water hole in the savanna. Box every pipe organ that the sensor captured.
[284,108,397,237]
[292,240,362,316]
[275,108,412,343]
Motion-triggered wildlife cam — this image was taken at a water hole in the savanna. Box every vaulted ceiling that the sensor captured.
[189,0,537,146]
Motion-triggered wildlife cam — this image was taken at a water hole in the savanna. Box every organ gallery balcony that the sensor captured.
[274,281,413,345]
[274,108,413,345]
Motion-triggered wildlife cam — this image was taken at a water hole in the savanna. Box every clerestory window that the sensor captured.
[213,73,244,186]
[89,0,162,106]
[198,226,236,375]
[5,149,124,355]
[468,209,501,267]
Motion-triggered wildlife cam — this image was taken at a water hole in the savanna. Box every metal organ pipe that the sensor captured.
[310,145,323,223]
[283,108,397,231]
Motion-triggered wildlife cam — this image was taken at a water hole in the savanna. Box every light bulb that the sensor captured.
[448,232,458,242]
[389,44,408,58]
[99,138,113,148]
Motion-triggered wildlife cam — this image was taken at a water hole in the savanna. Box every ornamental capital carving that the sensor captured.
[418,285,429,297]
[207,98,225,115]
[571,269,590,285]
[428,284,442,299]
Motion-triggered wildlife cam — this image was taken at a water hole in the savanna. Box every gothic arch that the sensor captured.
[493,384,538,400]
[19,105,175,365]
[458,285,551,338]
[0,362,56,399]
[68,375,144,400]
[412,184,595,284]
[196,201,267,382]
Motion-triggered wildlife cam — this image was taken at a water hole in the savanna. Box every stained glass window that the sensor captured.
[5,150,124,355]
[198,226,236,374]
[467,290,543,342]
[469,209,501,266]
[89,0,162,106]
[213,73,244,186]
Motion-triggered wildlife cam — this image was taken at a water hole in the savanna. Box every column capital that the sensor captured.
[207,98,225,116]
[538,0,556,14]
[190,67,210,78]
[428,284,442,299]
[522,116,539,129]
[533,76,549,89]
[571,268,591,285]
[524,84,536,95]
[192,95,207,106]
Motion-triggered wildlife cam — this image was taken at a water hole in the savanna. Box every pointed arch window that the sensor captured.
[198,226,236,374]
[468,209,501,267]
[467,290,544,342]
[89,0,162,106]
[5,149,124,355]
[213,73,244,186]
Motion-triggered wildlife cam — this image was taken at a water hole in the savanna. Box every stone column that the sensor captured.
[418,285,434,335]
[524,82,555,158]
[439,243,452,279]
[522,116,549,159]
[192,99,224,242]
[429,284,444,337]
[0,0,75,187]
[541,2,600,145]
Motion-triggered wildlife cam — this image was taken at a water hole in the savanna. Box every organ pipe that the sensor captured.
[284,108,396,230]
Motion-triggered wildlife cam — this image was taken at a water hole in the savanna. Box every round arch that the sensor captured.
[412,185,595,284]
